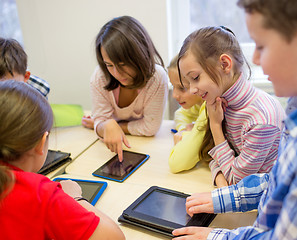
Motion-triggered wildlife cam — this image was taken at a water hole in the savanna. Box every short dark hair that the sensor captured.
[95,16,164,90]
[237,0,297,42]
[0,38,27,78]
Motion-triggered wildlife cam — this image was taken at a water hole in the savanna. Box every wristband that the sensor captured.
[74,197,89,202]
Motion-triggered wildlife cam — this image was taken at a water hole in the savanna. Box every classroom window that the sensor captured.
[167,0,286,109]
[0,0,23,45]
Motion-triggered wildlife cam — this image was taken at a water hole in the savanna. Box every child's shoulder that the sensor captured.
[90,66,108,86]
[246,89,285,125]
[154,64,168,81]
[15,171,60,192]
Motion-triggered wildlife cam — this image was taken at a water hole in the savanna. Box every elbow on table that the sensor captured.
[168,155,191,174]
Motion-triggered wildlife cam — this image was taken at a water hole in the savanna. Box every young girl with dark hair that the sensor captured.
[83,16,168,161]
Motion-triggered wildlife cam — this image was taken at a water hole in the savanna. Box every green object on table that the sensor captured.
[51,104,84,127]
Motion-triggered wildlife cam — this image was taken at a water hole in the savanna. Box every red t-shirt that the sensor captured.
[0,164,99,240]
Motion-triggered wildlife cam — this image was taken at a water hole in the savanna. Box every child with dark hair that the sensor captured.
[0,37,50,98]
[84,16,168,161]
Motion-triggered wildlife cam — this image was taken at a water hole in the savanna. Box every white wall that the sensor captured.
[16,0,169,110]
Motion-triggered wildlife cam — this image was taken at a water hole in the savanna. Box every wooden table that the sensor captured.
[56,120,257,239]
[46,125,98,178]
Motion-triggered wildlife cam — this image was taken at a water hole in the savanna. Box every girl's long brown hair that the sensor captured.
[0,80,53,199]
[177,26,250,161]
[95,16,164,90]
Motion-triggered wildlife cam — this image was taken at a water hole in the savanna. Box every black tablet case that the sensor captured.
[38,150,71,175]
[118,186,216,238]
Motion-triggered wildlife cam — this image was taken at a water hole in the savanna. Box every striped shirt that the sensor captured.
[208,109,297,239]
[209,75,285,184]
[91,64,168,136]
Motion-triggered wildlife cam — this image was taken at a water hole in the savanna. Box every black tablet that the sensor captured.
[92,150,149,183]
[38,150,71,175]
[118,186,216,238]
[53,177,107,206]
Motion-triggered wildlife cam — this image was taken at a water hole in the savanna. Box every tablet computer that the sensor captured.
[92,150,149,183]
[118,186,216,238]
[38,150,71,175]
[53,177,107,206]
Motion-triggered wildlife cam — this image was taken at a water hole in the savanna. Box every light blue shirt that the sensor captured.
[208,109,297,239]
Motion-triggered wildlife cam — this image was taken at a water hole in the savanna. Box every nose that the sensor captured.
[110,67,122,80]
[189,84,199,95]
[252,49,260,66]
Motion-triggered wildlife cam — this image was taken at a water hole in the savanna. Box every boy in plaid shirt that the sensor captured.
[0,37,50,98]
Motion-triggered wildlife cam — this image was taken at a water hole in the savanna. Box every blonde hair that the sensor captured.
[167,54,179,70]
[0,80,53,198]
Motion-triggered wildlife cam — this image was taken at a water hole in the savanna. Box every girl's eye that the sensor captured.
[106,64,113,68]
[193,75,200,81]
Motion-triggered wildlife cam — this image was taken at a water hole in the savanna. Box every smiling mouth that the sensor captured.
[200,92,207,98]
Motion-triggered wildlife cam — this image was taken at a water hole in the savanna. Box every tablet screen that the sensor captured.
[119,186,216,236]
[92,150,149,182]
[133,189,190,225]
[53,178,107,205]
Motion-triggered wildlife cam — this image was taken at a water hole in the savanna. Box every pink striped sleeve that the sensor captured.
[208,125,281,185]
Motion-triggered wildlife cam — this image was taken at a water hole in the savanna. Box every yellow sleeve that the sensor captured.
[169,102,207,173]
[174,104,201,132]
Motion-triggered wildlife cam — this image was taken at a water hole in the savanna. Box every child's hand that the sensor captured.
[173,131,183,145]
[60,180,82,198]
[103,119,130,162]
[207,97,226,127]
[82,115,94,129]
[172,226,213,240]
[185,123,194,131]
[186,192,214,217]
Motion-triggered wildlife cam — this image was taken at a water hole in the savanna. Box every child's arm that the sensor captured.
[96,119,130,162]
[90,69,130,161]
[126,66,168,136]
[173,174,269,239]
[209,125,281,185]
[82,115,94,129]
[168,103,207,173]
[60,180,125,240]
[174,104,201,132]
[214,171,228,188]
[90,68,116,134]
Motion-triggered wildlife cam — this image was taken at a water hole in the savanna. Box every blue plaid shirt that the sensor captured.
[27,75,50,98]
[208,110,297,240]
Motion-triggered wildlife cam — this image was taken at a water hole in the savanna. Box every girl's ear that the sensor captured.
[219,54,232,74]
[34,132,49,155]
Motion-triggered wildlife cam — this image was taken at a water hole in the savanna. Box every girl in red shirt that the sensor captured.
[0,80,125,240]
